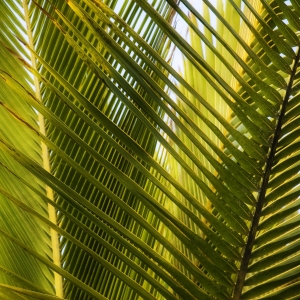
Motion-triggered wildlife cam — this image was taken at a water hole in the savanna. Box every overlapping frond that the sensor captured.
[0,1,55,298]
[0,0,300,299]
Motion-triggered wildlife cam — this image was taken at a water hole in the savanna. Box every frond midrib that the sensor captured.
[233,46,300,299]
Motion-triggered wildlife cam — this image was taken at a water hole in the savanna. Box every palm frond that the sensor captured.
[1,0,300,299]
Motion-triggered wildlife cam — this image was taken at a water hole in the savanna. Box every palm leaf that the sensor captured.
[0,0,300,299]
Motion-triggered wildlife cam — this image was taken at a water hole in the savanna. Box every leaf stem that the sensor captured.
[22,0,63,297]
[232,46,300,299]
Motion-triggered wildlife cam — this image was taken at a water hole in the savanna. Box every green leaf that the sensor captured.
[1,1,300,299]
